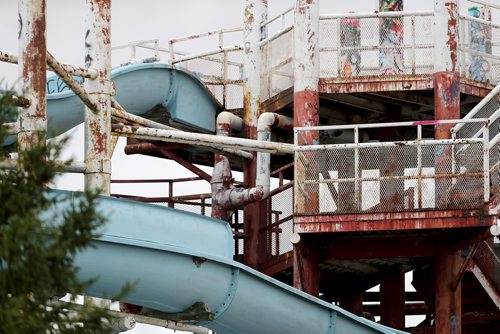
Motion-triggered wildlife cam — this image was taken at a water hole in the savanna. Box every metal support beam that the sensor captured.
[292,234,319,297]
[380,272,405,330]
[435,247,462,334]
[84,0,112,195]
[18,0,47,150]
[243,0,268,269]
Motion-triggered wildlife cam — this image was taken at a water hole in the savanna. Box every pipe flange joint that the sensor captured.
[85,158,111,174]
[18,116,47,132]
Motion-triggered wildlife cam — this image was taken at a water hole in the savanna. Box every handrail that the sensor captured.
[261,6,294,28]
[451,84,500,134]
[320,10,433,20]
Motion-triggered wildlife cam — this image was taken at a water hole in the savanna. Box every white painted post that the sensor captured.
[84,0,112,195]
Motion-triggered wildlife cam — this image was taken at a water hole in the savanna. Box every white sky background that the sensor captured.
[1,0,493,332]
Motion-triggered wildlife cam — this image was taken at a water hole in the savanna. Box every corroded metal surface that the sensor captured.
[84,0,112,194]
[18,0,47,150]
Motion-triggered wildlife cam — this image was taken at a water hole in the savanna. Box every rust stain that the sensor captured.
[90,121,107,153]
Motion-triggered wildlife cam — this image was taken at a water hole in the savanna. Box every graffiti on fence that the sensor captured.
[379,0,404,75]
[340,16,361,77]
[468,7,492,83]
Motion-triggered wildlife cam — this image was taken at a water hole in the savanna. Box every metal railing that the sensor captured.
[319,11,435,79]
[294,119,491,215]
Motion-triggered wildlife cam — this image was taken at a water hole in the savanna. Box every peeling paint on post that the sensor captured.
[84,0,112,195]
[18,0,47,150]
[293,0,319,214]
[434,3,462,332]
[243,0,267,269]
[293,0,320,296]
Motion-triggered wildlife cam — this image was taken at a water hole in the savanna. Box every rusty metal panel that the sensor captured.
[319,77,433,93]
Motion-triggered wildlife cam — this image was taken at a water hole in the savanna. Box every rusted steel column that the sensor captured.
[434,0,459,209]
[292,235,319,297]
[293,0,320,294]
[380,272,405,330]
[435,248,462,334]
[434,0,460,139]
[18,0,47,150]
[243,0,268,269]
[84,0,112,195]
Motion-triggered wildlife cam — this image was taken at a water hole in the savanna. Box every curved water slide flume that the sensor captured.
[47,190,405,334]
[42,64,404,333]
[46,62,221,136]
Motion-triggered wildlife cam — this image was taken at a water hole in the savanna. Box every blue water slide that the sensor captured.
[45,63,221,135]
[48,190,406,334]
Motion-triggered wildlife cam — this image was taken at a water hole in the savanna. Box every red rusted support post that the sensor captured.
[293,0,320,294]
[433,6,462,330]
[339,293,364,316]
[18,0,47,150]
[435,247,462,334]
[84,0,112,195]
[380,272,405,330]
[243,0,268,269]
[434,0,460,140]
[292,234,319,297]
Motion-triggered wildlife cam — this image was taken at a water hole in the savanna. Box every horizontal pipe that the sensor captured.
[112,124,294,154]
[0,50,97,79]
[46,51,101,113]
[259,26,293,47]
[320,10,433,20]
[0,158,86,173]
[171,46,243,65]
[451,85,500,133]
[112,105,252,160]
[111,177,203,184]
[2,122,19,135]
[112,311,210,334]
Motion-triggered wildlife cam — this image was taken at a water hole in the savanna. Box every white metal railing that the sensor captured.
[318,11,435,79]
[294,119,492,215]
[110,9,499,108]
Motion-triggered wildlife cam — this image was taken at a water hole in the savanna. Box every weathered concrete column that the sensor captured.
[18,0,47,150]
[380,272,405,330]
[84,0,112,194]
[293,0,320,294]
[243,0,268,268]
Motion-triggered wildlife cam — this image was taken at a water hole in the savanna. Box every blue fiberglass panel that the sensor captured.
[57,189,407,334]
[165,69,220,133]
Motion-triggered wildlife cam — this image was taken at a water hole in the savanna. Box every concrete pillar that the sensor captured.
[243,0,268,268]
[18,0,47,150]
[84,0,112,195]
[380,272,406,330]
[435,248,462,334]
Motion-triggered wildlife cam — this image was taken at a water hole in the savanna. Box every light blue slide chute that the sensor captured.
[45,63,221,135]
[48,190,406,334]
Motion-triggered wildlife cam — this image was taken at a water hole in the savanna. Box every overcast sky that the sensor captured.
[1,0,491,333]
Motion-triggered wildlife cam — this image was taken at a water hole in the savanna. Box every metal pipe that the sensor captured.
[46,51,101,112]
[0,158,86,173]
[18,0,47,150]
[111,124,294,154]
[255,113,294,199]
[468,0,500,10]
[0,50,97,78]
[84,0,112,195]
